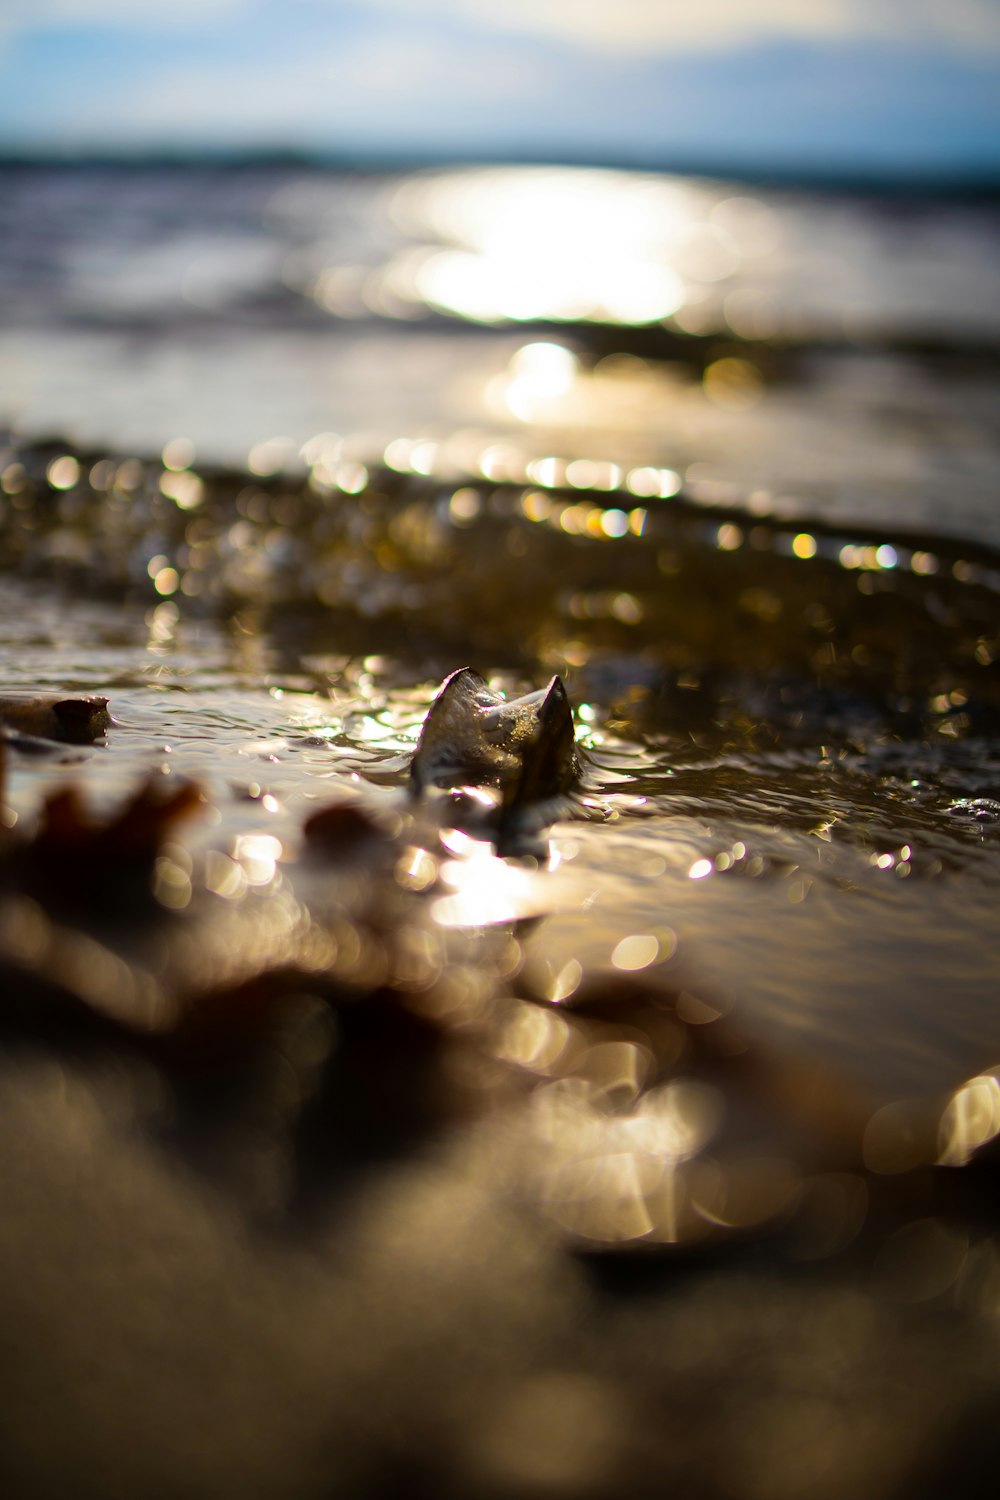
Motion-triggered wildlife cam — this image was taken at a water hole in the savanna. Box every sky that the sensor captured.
[0,0,999,177]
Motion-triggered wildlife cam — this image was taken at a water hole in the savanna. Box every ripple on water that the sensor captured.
[2,446,1000,1279]
[4,566,1000,1100]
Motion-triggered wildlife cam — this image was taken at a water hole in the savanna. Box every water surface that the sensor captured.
[2,159,1000,1500]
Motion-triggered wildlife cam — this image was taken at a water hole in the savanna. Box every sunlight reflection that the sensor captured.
[233,832,283,887]
[161,437,196,471]
[432,838,539,927]
[46,455,80,490]
[387,167,696,326]
[247,437,298,477]
[939,1069,1000,1167]
[625,466,681,498]
[159,469,203,510]
[501,341,579,420]
[495,1001,573,1075]
[530,1076,726,1245]
[610,933,662,971]
[702,356,763,411]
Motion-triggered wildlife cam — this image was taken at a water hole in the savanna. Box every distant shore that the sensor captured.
[0,147,998,198]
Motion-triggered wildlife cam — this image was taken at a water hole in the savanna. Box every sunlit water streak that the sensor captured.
[1,162,999,543]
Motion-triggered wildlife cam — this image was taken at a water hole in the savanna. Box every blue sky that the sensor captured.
[1,0,999,176]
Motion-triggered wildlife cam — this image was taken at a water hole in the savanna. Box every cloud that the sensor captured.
[13,0,248,23]
[6,0,1000,56]
[372,0,1000,56]
[53,25,551,148]
[0,0,249,56]
[1,0,997,167]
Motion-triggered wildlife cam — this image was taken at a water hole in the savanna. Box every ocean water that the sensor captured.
[2,160,1000,1498]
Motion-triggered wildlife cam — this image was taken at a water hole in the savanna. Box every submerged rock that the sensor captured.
[410,667,579,846]
[0,693,111,745]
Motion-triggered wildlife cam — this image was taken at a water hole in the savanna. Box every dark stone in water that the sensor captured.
[303,801,386,856]
[0,693,111,745]
[410,667,579,840]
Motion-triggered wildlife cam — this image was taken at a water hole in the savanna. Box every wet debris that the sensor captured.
[0,692,111,743]
[15,777,206,921]
[0,692,112,757]
[411,667,580,848]
[302,800,391,859]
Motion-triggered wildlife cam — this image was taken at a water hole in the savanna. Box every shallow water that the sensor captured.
[3,442,998,1108]
[2,161,1000,1499]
